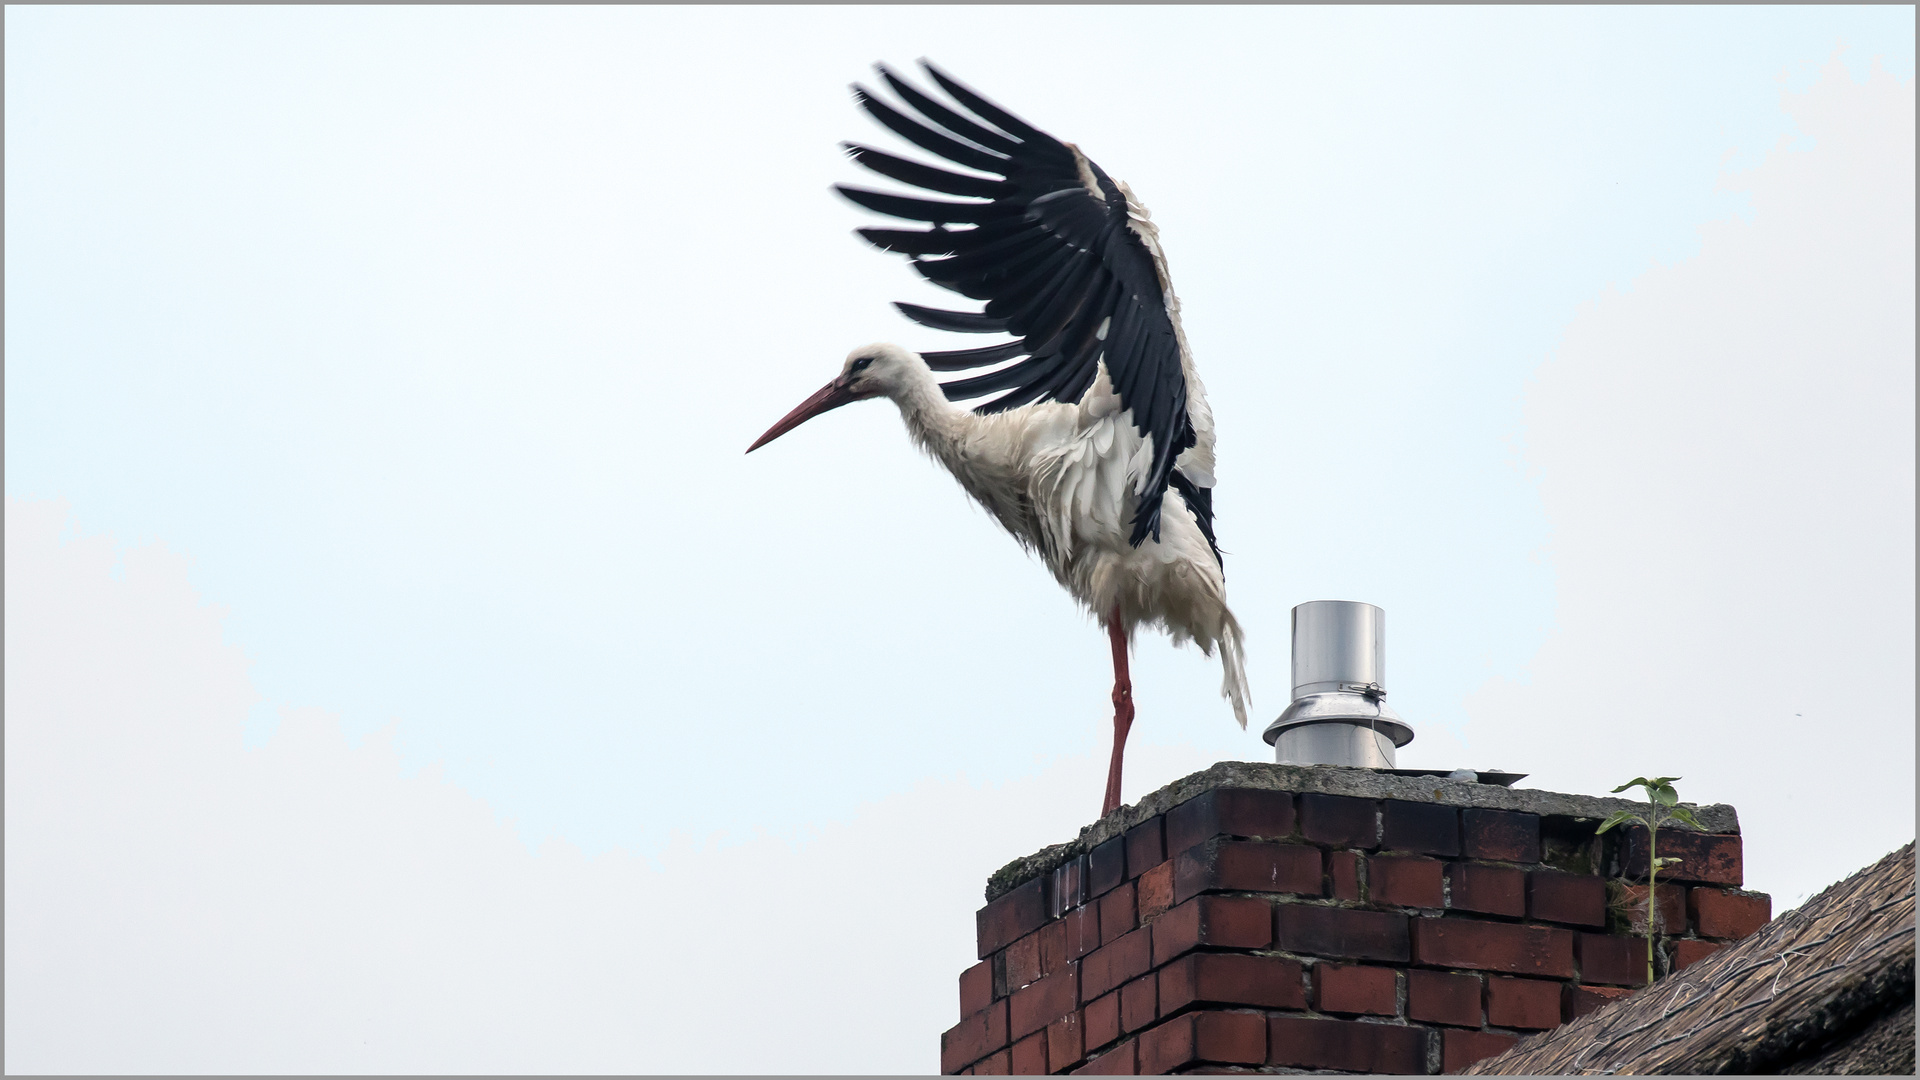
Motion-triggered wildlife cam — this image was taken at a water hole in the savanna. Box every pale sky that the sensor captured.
[6,7,1914,1073]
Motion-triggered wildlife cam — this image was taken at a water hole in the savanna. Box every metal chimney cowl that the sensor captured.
[1262,600,1414,768]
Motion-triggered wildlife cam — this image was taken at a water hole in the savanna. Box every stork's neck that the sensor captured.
[886,353,972,459]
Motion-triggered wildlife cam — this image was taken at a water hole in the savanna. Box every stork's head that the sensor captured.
[746,343,920,453]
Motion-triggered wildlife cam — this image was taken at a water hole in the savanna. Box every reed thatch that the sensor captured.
[1462,841,1915,1075]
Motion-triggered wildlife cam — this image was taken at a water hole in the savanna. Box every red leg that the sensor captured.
[1101,610,1135,818]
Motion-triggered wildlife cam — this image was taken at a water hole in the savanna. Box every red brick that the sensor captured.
[1173,839,1321,903]
[1072,1038,1134,1075]
[1165,788,1296,857]
[1620,827,1743,886]
[961,959,994,1017]
[1486,976,1560,1030]
[1089,837,1126,898]
[1151,894,1273,966]
[1011,965,1080,1040]
[1449,862,1526,917]
[1140,1010,1267,1074]
[1564,982,1634,1020]
[1616,883,1686,935]
[1314,963,1398,1016]
[1081,926,1153,1000]
[1007,931,1044,992]
[1671,938,1725,972]
[1037,920,1070,978]
[1053,856,1089,917]
[1576,932,1650,987]
[1011,1031,1047,1076]
[1412,917,1574,977]
[1099,881,1137,945]
[1137,862,1175,923]
[1299,793,1379,848]
[1083,993,1120,1054]
[1408,968,1483,1027]
[1268,1014,1427,1074]
[1048,1012,1086,1073]
[1160,952,1308,1013]
[981,877,1050,958]
[1382,800,1461,856]
[1463,808,1540,863]
[1690,888,1771,939]
[1328,850,1361,900]
[1371,855,1445,908]
[1442,1029,1517,1072]
[942,999,1010,1074]
[1064,904,1101,961]
[1123,817,1165,879]
[1529,870,1606,927]
[1120,975,1156,1034]
[976,1049,1010,1075]
[1275,904,1410,962]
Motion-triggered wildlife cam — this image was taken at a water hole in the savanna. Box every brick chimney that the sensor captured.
[941,763,1771,1075]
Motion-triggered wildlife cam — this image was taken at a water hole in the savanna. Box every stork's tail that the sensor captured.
[1220,611,1250,729]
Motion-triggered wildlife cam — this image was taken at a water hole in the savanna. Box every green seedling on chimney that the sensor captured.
[1596,776,1704,985]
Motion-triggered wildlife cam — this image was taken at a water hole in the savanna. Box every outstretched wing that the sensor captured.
[837,61,1200,551]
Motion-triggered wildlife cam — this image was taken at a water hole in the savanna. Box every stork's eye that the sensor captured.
[851,356,874,372]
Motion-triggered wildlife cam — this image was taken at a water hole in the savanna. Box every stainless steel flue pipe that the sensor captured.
[1262,600,1415,768]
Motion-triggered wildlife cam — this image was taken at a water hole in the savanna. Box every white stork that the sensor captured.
[748,61,1249,817]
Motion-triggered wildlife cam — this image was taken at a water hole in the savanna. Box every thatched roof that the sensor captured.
[1462,841,1915,1075]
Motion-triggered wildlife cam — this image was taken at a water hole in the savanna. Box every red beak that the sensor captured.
[746,377,868,453]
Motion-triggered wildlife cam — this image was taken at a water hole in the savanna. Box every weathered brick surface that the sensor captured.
[1152,894,1272,966]
[1690,887,1770,939]
[1268,1014,1427,1074]
[1140,1010,1267,1074]
[1299,793,1379,848]
[1407,968,1482,1027]
[1314,963,1398,1016]
[1529,870,1606,927]
[1012,966,1079,1040]
[1160,952,1307,1013]
[976,1048,1011,1074]
[1137,862,1175,924]
[1383,800,1461,856]
[1083,993,1120,1054]
[1008,931,1044,992]
[1048,1013,1085,1073]
[1071,1038,1134,1075]
[1576,932,1649,987]
[1276,904,1410,962]
[962,960,994,1017]
[981,877,1050,959]
[1371,855,1445,908]
[1449,862,1526,918]
[1082,926,1153,1001]
[1442,1029,1518,1073]
[1064,904,1101,961]
[1166,788,1297,857]
[1463,808,1541,863]
[1053,856,1088,918]
[1099,881,1137,945]
[1621,827,1743,886]
[1564,982,1634,1020]
[1412,917,1575,977]
[1037,920,1070,979]
[1120,975,1156,1034]
[1012,1031,1048,1076]
[1671,938,1725,972]
[1486,975,1561,1030]
[943,999,1010,1074]
[1173,839,1320,904]
[1123,818,1165,880]
[1089,837,1126,899]
[1328,850,1361,900]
